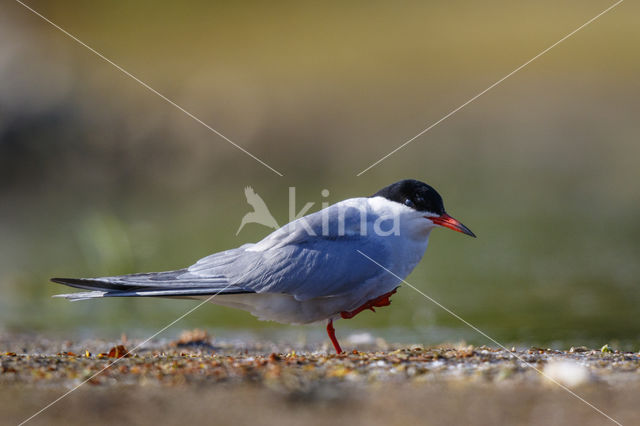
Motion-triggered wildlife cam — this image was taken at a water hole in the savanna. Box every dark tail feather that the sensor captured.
[51,271,253,301]
[51,277,139,292]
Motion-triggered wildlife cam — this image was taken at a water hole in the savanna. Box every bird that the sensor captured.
[53,179,475,354]
[235,186,279,235]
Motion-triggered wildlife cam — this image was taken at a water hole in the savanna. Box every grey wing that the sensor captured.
[56,201,393,302]
[238,236,390,300]
[189,202,393,301]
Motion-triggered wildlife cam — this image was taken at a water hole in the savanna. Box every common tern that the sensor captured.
[54,179,475,353]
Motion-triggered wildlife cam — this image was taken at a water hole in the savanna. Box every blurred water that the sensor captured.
[1,1,639,348]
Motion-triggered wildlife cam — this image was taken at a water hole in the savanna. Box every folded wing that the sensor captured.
[55,199,395,302]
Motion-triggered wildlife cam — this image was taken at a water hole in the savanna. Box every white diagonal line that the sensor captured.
[18,285,234,426]
[356,0,624,176]
[14,0,284,177]
[356,249,623,426]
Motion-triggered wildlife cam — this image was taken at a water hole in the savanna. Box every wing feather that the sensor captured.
[55,199,397,302]
[189,199,393,300]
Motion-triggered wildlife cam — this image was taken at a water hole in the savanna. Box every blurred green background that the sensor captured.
[1,0,638,348]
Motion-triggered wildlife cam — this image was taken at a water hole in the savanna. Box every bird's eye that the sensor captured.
[404,198,415,208]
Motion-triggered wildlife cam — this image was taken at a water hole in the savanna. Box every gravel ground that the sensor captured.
[2,331,638,426]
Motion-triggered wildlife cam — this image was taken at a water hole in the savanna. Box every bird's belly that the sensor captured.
[204,293,351,324]
[205,287,400,325]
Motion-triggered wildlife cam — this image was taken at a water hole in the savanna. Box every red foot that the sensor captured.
[340,288,397,319]
[326,319,342,354]
[326,289,398,354]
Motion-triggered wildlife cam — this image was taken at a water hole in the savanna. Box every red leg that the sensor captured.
[340,288,397,319]
[326,319,343,354]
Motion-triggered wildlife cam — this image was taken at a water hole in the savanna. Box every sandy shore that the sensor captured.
[1,332,638,425]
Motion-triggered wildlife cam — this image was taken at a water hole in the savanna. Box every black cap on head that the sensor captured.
[371,179,445,215]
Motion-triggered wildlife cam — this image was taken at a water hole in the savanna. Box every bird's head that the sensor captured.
[372,179,476,237]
